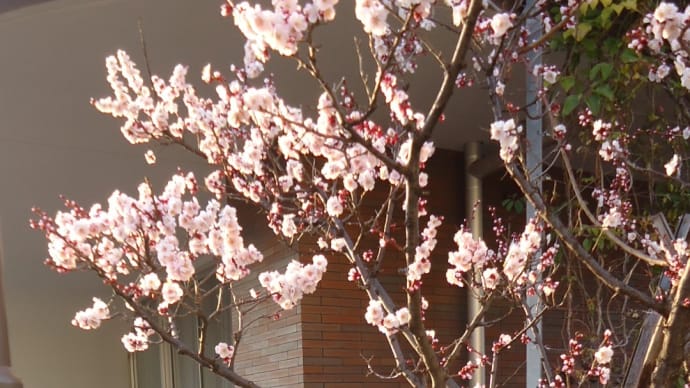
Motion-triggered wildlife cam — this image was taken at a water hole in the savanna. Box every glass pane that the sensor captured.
[134,345,163,388]
[173,316,201,387]
[200,289,233,388]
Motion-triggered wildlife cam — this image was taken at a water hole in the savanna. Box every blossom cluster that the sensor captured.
[89,48,456,287]
[71,297,110,330]
[364,299,411,336]
[643,236,689,287]
[490,118,522,163]
[446,227,494,287]
[230,1,337,77]
[121,317,154,353]
[407,215,443,287]
[557,330,614,385]
[258,255,328,310]
[588,330,614,385]
[502,219,542,284]
[215,342,235,366]
[446,219,552,296]
[632,3,690,89]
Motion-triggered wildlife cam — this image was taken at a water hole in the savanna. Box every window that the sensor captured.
[129,277,233,388]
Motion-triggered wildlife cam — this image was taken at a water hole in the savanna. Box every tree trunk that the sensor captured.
[650,260,690,386]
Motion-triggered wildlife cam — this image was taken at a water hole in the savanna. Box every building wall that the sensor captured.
[298,149,467,387]
[231,236,305,388]
[0,1,238,387]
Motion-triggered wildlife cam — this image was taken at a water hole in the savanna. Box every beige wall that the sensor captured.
[0,0,234,386]
[0,1,494,386]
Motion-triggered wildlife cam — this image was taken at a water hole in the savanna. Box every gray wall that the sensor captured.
[0,0,237,386]
[0,1,495,386]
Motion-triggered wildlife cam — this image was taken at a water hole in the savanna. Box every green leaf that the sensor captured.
[514,200,524,214]
[603,38,619,52]
[560,75,576,92]
[601,0,612,6]
[563,94,581,116]
[579,2,590,13]
[622,0,637,11]
[600,63,613,80]
[575,23,593,42]
[594,84,615,101]
[589,63,614,81]
[589,64,601,81]
[599,6,614,28]
[583,238,593,252]
[621,48,639,63]
[586,94,601,115]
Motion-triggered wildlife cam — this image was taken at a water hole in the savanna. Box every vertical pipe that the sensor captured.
[525,0,543,385]
[465,141,485,386]
[0,226,22,388]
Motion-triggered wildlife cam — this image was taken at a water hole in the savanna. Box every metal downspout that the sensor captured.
[525,0,544,384]
[465,141,485,386]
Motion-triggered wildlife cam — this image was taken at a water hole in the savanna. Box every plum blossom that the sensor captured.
[121,331,149,352]
[364,299,410,335]
[447,228,494,287]
[407,216,442,285]
[281,214,298,238]
[492,333,512,352]
[355,0,389,36]
[365,299,385,326]
[482,267,500,289]
[447,0,469,26]
[490,119,522,163]
[599,139,623,161]
[491,13,513,37]
[215,342,235,366]
[258,255,327,310]
[395,307,410,326]
[326,196,344,217]
[144,150,156,164]
[139,273,162,294]
[665,154,680,176]
[72,298,110,330]
[651,2,683,41]
[162,281,184,305]
[594,345,613,364]
[330,238,347,252]
[601,208,622,229]
[503,219,541,283]
[599,367,611,385]
[495,80,505,96]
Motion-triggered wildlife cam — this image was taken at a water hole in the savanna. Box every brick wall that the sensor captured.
[297,149,467,386]
[230,149,597,387]
[231,235,305,388]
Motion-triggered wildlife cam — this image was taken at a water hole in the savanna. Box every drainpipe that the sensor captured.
[0,227,22,388]
[525,0,544,384]
[465,141,485,386]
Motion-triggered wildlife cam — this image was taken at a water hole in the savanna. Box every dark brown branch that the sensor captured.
[507,163,667,315]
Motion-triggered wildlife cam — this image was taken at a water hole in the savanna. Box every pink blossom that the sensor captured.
[215,342,235,366]
[482,268,500,290]
[491,13,513,37]
[162,281,183,305]
[326,196,344,217]
[490,119,521,163]
[121,332,149,352]
[72,298,110,330]
[665,154,681,176]
[139,273,161,294]
[594,345,613,364]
